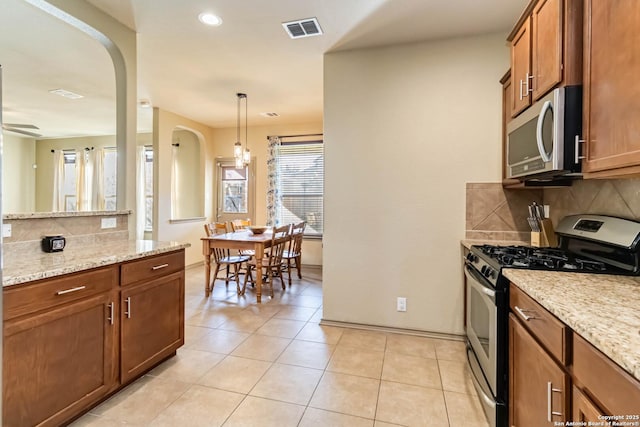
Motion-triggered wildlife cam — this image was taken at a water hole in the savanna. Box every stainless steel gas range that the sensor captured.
[464,214,640,427]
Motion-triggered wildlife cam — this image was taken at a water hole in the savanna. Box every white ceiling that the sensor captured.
[1,0,527,138]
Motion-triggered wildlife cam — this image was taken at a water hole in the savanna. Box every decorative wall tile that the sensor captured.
[543,179,640,225]
[465,183,542,239]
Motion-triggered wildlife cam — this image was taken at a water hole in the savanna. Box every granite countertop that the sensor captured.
[503,268,640,382]
[2,240,190,287]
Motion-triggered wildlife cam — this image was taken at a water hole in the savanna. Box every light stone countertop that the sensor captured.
[4,210,132,220]
[503,268,640,382]
[2,240,190,287]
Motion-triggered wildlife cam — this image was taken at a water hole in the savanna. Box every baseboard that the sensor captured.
[319,319,465,342]
[186,261,204,270]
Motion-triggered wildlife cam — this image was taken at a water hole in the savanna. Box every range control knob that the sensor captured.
[486,268,494,278]
[481,265,487,275]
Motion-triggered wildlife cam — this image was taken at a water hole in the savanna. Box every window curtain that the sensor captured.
[52,150,65,211]
[90,148,105,211]
[266,136,282,226]
[75,149,90,211]
[135,146,146,240]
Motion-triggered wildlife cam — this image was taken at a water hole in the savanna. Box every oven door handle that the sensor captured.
[466,345,497,410]
[464,264,496,301]
[536,100,553,162]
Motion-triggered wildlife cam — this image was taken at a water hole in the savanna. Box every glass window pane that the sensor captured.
[223,166,246,180]
[277,141,323,236]
[223,181,247,213]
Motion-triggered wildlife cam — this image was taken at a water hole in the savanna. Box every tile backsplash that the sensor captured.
[466,183,542,241]
[466,179,640,241]
[543,179,640,225]
[3,211,130,254]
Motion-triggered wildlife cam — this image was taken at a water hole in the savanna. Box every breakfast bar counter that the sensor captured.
[503,268,640,382]
[2,239,190,287]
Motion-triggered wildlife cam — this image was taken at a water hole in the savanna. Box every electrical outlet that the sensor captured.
[2,224,12,238]
[101,217,117,229]
[397,297,407,312]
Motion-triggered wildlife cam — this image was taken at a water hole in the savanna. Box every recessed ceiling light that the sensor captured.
[49,88,84,99]
[198,12,222,26]
[260,112,280,118]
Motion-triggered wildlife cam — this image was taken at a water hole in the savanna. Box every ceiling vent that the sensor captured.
[260,112,280,118]
[282,17,323,39]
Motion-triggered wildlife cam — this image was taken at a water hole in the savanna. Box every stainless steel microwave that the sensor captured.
[506,86,582,180]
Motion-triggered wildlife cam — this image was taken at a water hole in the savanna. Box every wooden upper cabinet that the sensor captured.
[511,19,532,117]
[531,0,563,99]
[508,0,582,118]
[583,0,640,176]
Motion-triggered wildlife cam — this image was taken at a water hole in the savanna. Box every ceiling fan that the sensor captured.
[2,123,42,138]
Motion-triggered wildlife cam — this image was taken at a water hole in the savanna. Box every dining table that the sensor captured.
[201,230,275,303]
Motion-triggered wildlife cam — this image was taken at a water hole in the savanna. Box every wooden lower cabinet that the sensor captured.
[509,313,569,427]
[572,386,604,422]
[3,292,118,427]
[120,270,184,383]
[3,249,186,427]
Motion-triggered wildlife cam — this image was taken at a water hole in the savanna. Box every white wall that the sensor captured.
[323,33,506,334]
[2,134,36,213]
[211,122,323,266]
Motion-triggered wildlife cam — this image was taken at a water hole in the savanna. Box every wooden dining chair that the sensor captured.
[204,222,228,236]
[229,218,256,258]
[241,224,291,298]
[230,218,252,231]
[282,221,306,286]
[203,222,250,295]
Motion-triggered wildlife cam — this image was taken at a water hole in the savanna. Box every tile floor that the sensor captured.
[71,265,488,427]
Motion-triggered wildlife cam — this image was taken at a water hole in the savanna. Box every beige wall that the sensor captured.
[172,129,204,219]
[28,0,137,232]
[323,33,507,335]
[153,108,214,266]
[2,134,36,213]
[34,135,116,212]
[210,122,323,266]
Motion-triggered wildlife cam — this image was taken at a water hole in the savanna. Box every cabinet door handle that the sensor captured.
[574,135,586,164]
[56,285,86,295]
[526,72,533,95]
[125,297,132,318]
[152,263,169,271]
[519,79,524,100]
[107,302,114,325]
[547,381,563,422]
[514,305,535,321]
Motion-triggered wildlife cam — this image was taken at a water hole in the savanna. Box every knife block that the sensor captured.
[531,219,558,248]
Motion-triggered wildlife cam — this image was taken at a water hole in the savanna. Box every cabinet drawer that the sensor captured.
[120,250,184,287]
[4,266,117,320]
[510,283,569,365]
[573,334,640,415]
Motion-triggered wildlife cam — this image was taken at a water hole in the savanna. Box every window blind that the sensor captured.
[277,141,323,236]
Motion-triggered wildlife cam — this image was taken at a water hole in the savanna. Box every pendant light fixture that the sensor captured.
[233,93,250,168]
